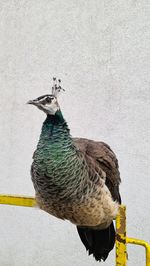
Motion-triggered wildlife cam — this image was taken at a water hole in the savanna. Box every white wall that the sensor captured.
[0,1,150,265]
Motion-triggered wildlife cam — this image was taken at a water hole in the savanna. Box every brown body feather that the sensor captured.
[73,138,121,204]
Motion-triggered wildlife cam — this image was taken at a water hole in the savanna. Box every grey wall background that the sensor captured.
[0,0,150,265]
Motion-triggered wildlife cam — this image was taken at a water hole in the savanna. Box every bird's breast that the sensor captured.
[35,183,119,228]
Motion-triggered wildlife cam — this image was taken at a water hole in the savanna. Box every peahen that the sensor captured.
[28,78,121,262]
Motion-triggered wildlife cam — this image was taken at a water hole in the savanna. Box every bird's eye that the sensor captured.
[47,97,52,103]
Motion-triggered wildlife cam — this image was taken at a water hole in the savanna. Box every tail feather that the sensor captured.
[77,222,115,261]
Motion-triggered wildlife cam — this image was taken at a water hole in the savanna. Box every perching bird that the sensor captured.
[28,78,121,262]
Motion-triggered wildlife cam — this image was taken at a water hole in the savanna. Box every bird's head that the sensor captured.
[27,78,64,115]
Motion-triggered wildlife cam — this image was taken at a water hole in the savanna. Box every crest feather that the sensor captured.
[52,77,65,97]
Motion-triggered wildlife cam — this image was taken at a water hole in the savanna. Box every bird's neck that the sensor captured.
[37,110,74,156]
[45,111,66,127]
[41,110,70,140]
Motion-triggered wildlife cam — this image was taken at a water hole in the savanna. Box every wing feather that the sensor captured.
[73,138,121,204]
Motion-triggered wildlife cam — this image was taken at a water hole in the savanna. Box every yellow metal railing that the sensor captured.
[116,205,150,266]
[0,194,35,207]
[0,195,150,265]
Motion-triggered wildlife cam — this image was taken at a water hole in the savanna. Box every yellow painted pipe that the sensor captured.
[127,238,150,266]
[0,194,36,207]
[116,205,150,266]
[116,205,127,266]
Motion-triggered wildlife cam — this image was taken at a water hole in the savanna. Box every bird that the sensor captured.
[27,77,121,262]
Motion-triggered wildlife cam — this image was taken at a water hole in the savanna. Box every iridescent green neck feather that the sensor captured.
[36,110,75,165]
[41,110,70,140]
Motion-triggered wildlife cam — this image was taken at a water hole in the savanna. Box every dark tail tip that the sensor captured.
[77,222,115,261]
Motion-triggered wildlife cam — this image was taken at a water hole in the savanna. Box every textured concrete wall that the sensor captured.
[0,1,150,265]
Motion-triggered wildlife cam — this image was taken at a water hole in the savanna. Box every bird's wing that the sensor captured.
[73,138,121,204]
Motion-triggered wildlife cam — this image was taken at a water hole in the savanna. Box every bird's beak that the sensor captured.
[27,100,33,104]
[26,100,37,105]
